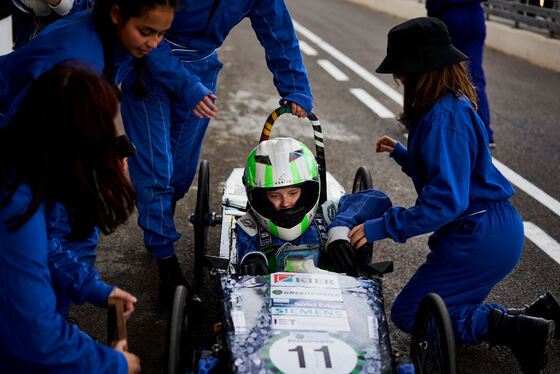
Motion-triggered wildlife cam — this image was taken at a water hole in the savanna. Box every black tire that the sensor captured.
[168,285,189,374]
[410,293,457,374]
[352,166,373,193]
[193,160,210,290]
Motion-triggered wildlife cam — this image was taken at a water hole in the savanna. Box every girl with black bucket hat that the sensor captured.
[347,17,559,373]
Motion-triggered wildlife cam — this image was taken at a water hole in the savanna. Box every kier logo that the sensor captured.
[274,274,295,283]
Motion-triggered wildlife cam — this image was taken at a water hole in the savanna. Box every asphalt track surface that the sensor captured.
[71,0,560,373]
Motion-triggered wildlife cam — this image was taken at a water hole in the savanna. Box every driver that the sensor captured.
[236,137,392,275]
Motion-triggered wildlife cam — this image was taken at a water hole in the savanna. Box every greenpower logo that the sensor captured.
[272,290,283,295]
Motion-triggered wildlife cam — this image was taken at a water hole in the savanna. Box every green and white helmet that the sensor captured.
[244,137,321,241]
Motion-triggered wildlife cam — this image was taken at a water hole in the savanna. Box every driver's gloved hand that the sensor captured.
[326,239,357,275]
[239,253,269,276]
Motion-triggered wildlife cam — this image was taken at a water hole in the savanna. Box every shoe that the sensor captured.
[485,309,555,373]
[507,292,560,338]
[156,255,202,308]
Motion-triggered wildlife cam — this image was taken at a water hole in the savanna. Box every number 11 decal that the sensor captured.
[288,345,333,369]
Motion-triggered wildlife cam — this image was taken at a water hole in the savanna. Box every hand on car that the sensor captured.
[282,100,307,118]
[349,223,368,249]
[326,239,357,275]
[239,253,269,276]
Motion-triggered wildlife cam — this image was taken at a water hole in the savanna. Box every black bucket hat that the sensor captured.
[376,17,469,74]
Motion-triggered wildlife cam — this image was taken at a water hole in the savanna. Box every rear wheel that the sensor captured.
[352,166,373,193]
[193,160,210,290]
[410,293,457,374]
[168,285,189,374]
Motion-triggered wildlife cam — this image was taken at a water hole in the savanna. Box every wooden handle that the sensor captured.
[107,297,127,350]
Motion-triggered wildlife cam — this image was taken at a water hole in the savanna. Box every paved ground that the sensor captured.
[71,1,560,373]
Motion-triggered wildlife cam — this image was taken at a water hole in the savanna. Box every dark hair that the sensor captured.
[0,66,137,239]
[91,0,178,99]
[398,62,478,127]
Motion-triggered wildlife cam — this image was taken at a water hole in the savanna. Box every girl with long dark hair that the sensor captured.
[347,17,558,373]
[0,66,140,373]
[0,0,217,127]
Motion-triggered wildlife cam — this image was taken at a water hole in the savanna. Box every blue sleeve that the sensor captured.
[48,238,114,307]
[236,226,263,265]
[426,0,482,15]
[365,120,473,243]
[0,12,104,126]
[248,0,314,114]
[328,189,393,229]
[390,142,411,176]
[144,40,213,110]
[0,187,127,374]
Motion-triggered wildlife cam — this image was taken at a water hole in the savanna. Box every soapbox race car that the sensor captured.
[168,107,457,374]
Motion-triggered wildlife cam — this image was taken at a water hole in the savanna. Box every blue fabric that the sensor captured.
[362,93,523,344]
[364,94,513,244]
[237,189,393,264]
[0,10,131,127]
[11,0,93,49]
[425,0,493,141]
[122,0,313,256]
[391,200,523,344]
[47,202,102,317]
[236,211,324,265]
[0,184,127,374]
[329,189,393,229]
[121,52,222,257]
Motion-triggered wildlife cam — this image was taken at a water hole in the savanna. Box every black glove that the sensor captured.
[326,239,357,275]
[239,253,269,276]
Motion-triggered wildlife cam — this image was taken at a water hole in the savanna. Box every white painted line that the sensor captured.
[350,88,395,119]
[524,221,560,265]
[298,40,318,56]
[493,158,560,218]
[293,20,403,105]
[317,59,349,81]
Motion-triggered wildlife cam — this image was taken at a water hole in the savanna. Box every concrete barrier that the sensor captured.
[347,0,560,72]
[0,15,12,56]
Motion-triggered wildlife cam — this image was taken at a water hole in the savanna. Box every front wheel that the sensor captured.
[410,293,456,374]
[352,166,373,193]
[193,160,210,290]
[168,285,189,374]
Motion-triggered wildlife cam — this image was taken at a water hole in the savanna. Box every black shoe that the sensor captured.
[507,292,560,339]
[156,255,202,308]
[485,309,555,374]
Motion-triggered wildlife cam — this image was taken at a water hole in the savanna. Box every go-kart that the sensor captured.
[168,107,457,374]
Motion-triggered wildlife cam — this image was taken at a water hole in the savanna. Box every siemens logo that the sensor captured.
[272,307,346,317]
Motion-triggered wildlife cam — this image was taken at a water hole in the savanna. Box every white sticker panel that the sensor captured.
[267,333,359,373]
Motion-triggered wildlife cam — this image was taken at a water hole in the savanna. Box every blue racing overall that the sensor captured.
[236,190,393,271]
[236,207,330,272]
[0,184,125,374]
[426,0,493,142]
[120,0,313,258]
[364,93,523,344]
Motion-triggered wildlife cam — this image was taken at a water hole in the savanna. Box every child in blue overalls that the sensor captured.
[0,66,140,374]
[0,0,212,305]
[236,137,393,276]
[348,17,558,373]
[119,1,314,298]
